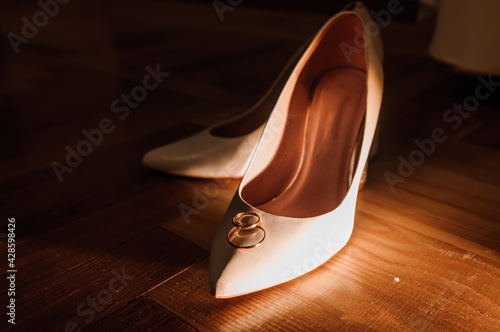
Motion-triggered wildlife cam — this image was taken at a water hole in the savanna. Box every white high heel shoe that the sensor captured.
[141,41,308,178]
[209,2,384,298]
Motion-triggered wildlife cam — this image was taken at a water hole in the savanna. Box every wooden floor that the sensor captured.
[1,1,499,331]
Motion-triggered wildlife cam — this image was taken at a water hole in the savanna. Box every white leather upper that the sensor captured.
[142,124,264,178]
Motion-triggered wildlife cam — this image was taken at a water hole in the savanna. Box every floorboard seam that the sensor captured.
[147,296,202,332]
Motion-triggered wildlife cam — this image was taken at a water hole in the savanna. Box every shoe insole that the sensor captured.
[254,68,367,217]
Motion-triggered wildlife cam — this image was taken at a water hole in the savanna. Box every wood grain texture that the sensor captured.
[163,197,234,250]
[0,0,499,331]
[86,297,196,331]
[2,229,206,331]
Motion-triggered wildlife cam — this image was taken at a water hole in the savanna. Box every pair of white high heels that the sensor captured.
[143,2,384,298]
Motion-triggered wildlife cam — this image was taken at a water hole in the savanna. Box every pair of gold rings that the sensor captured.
[227,212,266,249]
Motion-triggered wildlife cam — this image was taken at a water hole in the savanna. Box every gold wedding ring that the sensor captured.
[227,211,265,249]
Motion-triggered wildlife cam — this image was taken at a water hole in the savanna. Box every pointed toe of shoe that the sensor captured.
[142,135,238,178]
[209,250,270,298]
[142,130,259,178]
[209,211,277,298]
[142,145,180,173]
[209,225,345,298]
[209,199,356,298]
[142,143,205,177]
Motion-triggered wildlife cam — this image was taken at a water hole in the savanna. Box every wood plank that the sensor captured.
[0,90,209,183]
[0,178,200,297]
[369,143,500,221]
[3,229,206,331]
[174,178,240,204]
[160,178,239,250]
[85,297,195,331]
[371,164,500,220]
[376,139,500,185]
[163,198,231,250]
[0,116,208,241]
[361,181,500,250]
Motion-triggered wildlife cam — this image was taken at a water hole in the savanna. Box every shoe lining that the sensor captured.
[241,13,368,218]
[252,68,367,217]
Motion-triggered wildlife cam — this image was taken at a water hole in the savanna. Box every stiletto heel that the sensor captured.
[209,1,384,298]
